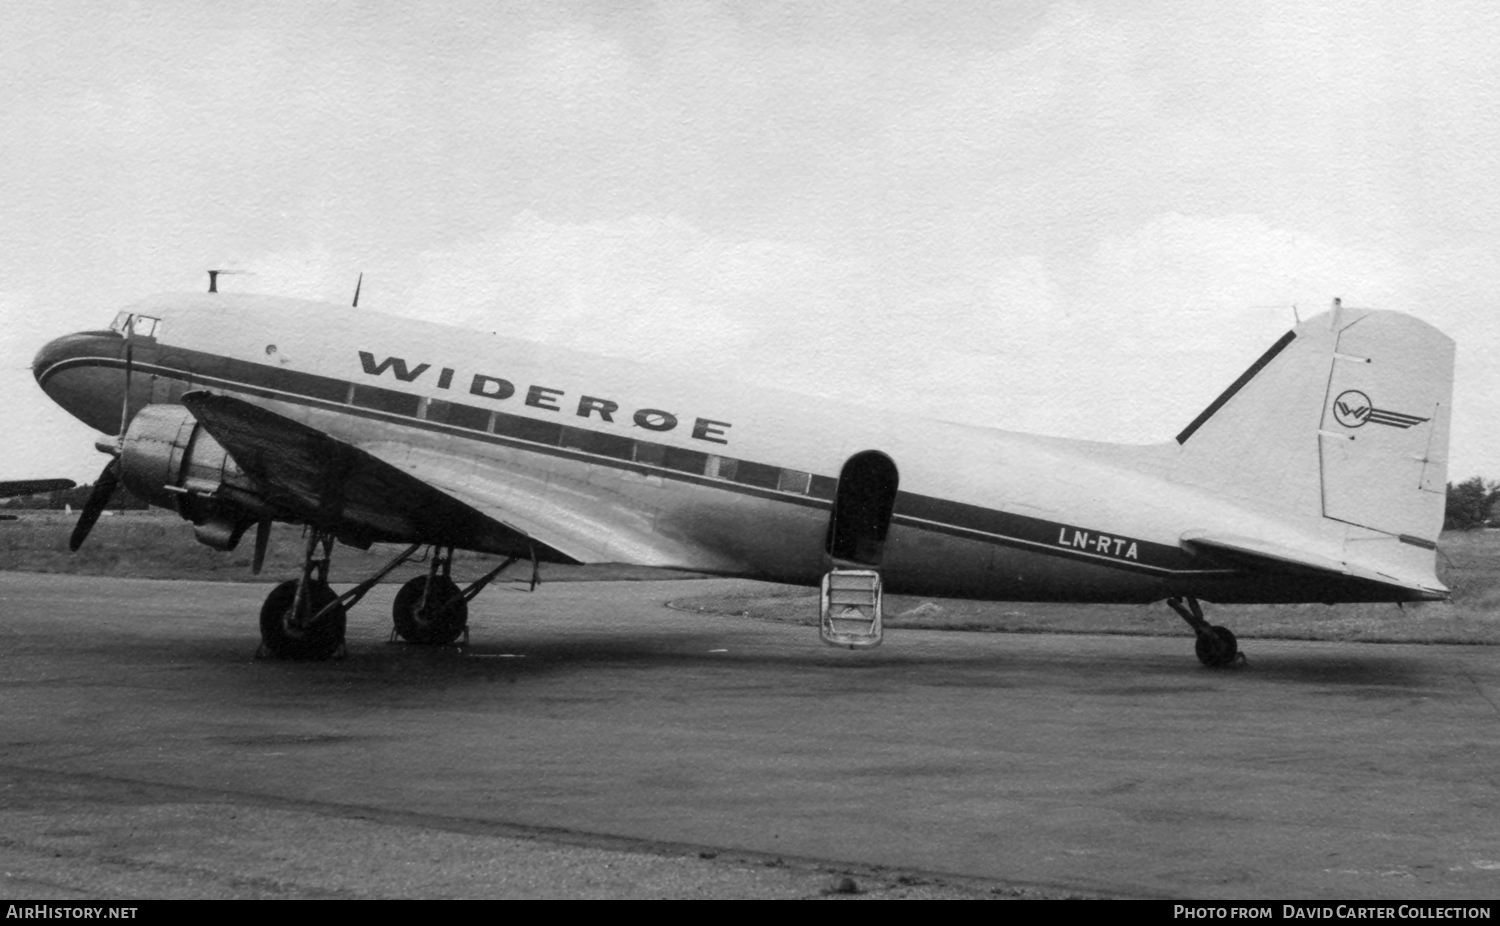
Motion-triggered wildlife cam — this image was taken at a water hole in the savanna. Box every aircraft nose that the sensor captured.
[32,329,131,434]
[32,329,119,388]
[32,334,69,385]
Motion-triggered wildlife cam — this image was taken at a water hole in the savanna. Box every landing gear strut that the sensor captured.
[388,546,534,646]
[258,528,346,660]
[392,546,467,645]
[1167,596,1242,668]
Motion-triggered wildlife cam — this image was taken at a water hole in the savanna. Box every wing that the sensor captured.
[180,391,581,563]
[353,440,751,571]
[1179,530,1447,602]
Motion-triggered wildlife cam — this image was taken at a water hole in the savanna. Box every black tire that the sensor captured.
[392,575,467,645]
[1195,625,1238,668]
[259,579,346,660]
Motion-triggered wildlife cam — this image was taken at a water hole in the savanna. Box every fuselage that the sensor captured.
[32,292,1435,605]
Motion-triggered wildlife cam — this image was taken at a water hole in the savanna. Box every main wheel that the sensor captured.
[392,575,467,645]
[259,579,346,660]
[1194,625,1238,668]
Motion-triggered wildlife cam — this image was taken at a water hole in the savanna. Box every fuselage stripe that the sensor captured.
[40,350,1206,577]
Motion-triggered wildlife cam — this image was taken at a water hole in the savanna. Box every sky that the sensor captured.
[2,0,1498,485]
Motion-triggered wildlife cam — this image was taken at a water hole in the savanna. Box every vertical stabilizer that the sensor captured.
[1172,307,1454,550]
[1171,317,1332,518]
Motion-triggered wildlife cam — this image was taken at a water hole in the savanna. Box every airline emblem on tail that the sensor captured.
[1332,389,1430,429]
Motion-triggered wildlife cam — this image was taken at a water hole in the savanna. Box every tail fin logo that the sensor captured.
[1333,389,1429,429]
[1333,390,1372,427]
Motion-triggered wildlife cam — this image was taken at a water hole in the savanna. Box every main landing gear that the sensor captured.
[389,548,532,646]
[256,533,537,658]
[392,547,467,645]
[258,528,347,661]
[1167,596,1243,668]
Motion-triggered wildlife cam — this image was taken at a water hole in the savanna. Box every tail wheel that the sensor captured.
[259,579,346,660]
[393,575,467,645]
[1195,625,1239,668]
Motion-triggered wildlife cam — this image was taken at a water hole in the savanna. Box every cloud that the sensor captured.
[6,2,1500,481]
[407,213,808,372]
[881,4,1155,169]
[1082,212,1405,333]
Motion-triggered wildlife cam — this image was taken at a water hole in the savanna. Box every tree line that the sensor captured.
[0,483,148,511]
[1444,476,1499,531]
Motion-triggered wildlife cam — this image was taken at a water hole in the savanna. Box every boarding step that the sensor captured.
[819,569,883,649]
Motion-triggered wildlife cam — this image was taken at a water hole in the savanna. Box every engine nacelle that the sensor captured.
[118,404,269,549]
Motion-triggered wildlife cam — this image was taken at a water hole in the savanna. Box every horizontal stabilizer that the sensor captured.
[181,391,581,562]
[1179,530,1447,601]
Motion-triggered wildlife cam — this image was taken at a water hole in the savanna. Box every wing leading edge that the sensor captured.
[180,391,581,563]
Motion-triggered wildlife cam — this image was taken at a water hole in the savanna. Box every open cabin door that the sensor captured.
[820,451,898,649]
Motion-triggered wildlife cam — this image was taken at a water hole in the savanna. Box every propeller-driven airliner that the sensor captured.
[0,479,75,500]
[31,281,1454,663]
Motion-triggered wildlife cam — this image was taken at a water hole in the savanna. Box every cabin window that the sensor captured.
[449,403,493,432]
[562,427,636,460]
[660,446,708,475]
[494,411,562,446]
[351,385,420,417]
[265,366,347,403]
[734,460,782,490]
[426,399,491,432]
[778,469,811,494]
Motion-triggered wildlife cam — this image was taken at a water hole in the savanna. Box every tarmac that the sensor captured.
[0,571,1497,899]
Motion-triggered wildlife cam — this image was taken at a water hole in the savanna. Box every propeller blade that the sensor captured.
[69,458,121,552]
[252,519,271,575]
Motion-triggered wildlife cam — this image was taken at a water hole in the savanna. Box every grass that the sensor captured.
[0,510,707,585]
[4,510,1496,644]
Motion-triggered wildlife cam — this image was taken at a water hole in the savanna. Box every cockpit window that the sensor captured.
[109,312,161,339]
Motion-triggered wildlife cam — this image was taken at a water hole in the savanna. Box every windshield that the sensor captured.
[108,312,161,338]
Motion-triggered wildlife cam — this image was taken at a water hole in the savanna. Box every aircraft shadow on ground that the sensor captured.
[1229,650,1433,691]
[204,628,1442,699]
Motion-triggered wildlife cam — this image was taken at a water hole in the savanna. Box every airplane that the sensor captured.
[0,479,76,500]
[0,479,75,521]
[30,282,1454,664]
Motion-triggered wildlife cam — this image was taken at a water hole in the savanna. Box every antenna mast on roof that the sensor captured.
[206,269,246,293]
[352,272,363,307]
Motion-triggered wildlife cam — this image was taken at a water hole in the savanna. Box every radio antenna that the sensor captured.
[206,269,246,293]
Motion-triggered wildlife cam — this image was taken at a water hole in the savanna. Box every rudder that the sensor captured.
[1317,309,1452,544]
